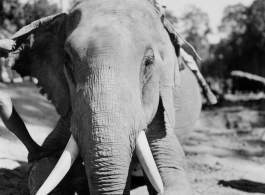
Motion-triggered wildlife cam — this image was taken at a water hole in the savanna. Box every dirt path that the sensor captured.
[185,102,265,195]
[1,82,265,195]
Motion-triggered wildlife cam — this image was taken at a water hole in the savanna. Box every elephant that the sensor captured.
[8,0,202,194]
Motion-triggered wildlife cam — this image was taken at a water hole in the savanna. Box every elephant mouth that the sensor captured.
[35,132,164,195]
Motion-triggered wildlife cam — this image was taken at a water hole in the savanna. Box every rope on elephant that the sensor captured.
[164,19,202,61]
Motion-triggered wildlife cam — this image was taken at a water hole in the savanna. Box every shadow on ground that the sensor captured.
[219,179,265,194]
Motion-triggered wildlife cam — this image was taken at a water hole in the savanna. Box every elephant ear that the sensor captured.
[8,13,71,117]
[159,43,180,128]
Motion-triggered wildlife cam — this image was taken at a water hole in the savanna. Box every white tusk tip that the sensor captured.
[157,186,164,194]
[136,131,164,194]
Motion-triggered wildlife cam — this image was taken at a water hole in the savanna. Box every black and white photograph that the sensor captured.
[0,0,264,194]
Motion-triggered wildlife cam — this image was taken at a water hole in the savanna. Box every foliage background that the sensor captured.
[1,0,265,80]
[166,0,265,80]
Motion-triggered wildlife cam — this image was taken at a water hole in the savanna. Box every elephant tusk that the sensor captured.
[36,135,79,195]
[136,131,164,194]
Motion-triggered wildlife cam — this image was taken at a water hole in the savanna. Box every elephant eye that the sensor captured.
[143,49,155,83]
[145,56,154,67]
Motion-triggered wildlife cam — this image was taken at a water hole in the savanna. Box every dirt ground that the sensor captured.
[1,82,265,195]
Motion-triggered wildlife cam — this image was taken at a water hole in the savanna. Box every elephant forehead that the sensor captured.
[66,0,164,44]
[65,27,140,68]
[72,0,157,19]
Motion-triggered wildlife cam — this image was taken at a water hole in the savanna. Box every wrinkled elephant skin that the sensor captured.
[10,0,201,194]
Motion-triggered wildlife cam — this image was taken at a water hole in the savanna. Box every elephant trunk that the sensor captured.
[79,113,133,194]
[71,69,142,195]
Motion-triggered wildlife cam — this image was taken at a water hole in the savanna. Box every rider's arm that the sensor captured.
[0,91,41,153]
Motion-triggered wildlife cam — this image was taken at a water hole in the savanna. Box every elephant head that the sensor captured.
[9,0,200,194]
